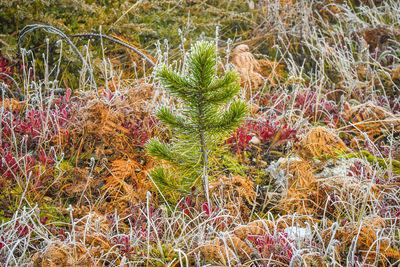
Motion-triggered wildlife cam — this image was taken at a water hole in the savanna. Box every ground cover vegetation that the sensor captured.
[0,0,400,266]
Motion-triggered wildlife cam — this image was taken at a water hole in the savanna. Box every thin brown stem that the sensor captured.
[200,131,211,208]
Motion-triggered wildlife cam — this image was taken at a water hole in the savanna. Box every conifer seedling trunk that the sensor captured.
[200,122,211,207]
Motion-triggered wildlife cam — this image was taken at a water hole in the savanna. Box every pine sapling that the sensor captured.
[146,41,248,205]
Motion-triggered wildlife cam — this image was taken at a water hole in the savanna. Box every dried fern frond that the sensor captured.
[295,127,348,162]
[233,224,267,239]
[278,159,322,215]
[231,44,286,92]
[342,102,400,146]
[209,175,256,218]
[322,216,400,265]
[209,175,256,205]
[0,98,23,112]
[102,158,151,213]
[391,65,400,80]
[231,44,265,92]
[199,243,236,266]
[214,235,252,259]
[32,241,95,267]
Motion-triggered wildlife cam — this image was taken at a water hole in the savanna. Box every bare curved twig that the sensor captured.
[69,33,156,67]
[18,24,95,88]
[18,24,86,66]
